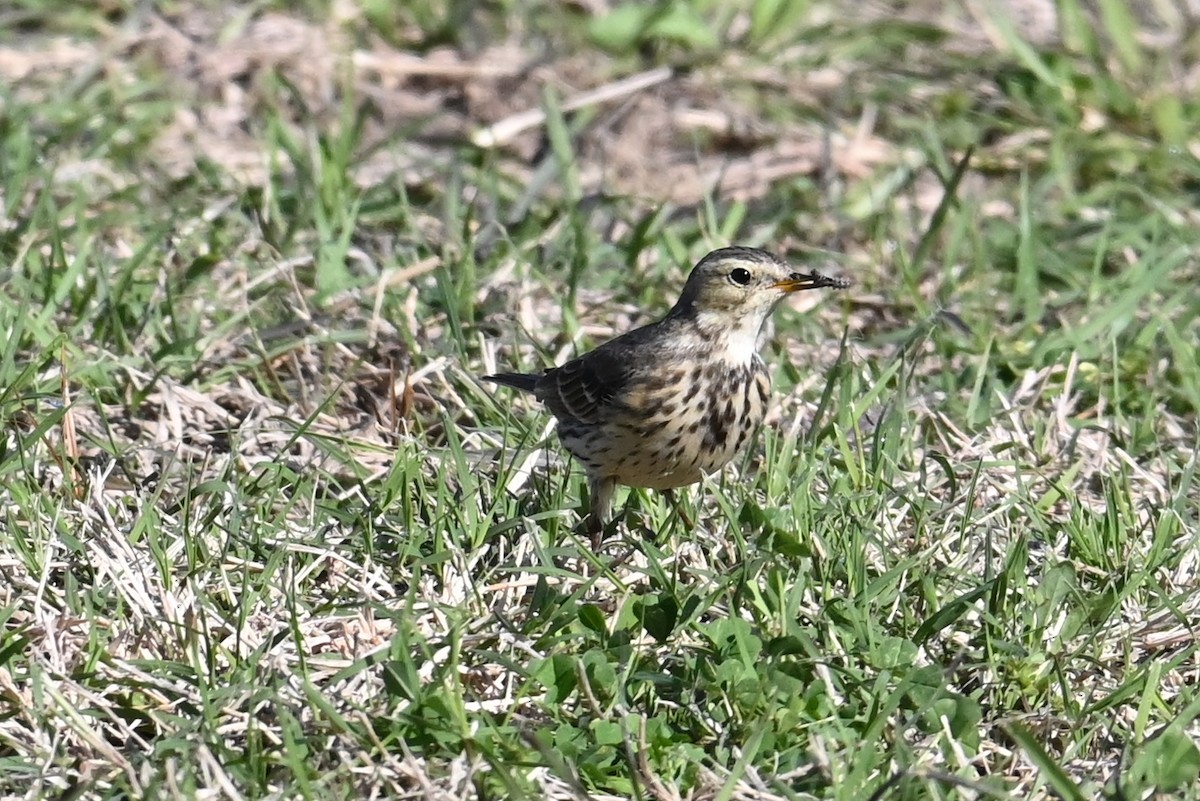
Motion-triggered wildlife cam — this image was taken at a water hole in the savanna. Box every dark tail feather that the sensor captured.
[483,372,539,393]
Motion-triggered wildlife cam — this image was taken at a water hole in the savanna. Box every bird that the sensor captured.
[484,246,850,533]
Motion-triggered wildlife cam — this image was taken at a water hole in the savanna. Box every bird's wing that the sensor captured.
[537,345,633,424]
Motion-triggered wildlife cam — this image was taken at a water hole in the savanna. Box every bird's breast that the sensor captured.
[557,355,771,489]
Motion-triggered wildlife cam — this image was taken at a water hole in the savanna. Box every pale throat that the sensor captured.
[692,306,772,365]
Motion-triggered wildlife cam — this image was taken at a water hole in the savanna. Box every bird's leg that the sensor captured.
[584,475,618,550]
[662,489,695,531]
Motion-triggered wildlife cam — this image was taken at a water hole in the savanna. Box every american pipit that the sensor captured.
[485,246,850,531]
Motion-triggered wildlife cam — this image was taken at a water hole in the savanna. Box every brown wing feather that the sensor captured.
[536,346,632,424]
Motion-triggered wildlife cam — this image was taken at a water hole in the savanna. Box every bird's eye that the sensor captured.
[729,267,752,286]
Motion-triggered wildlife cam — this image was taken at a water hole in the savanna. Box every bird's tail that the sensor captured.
[483,372,539,393]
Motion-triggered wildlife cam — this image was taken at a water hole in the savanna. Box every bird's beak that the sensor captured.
[773,271,853,292]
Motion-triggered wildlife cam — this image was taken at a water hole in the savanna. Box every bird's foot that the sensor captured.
[577,511,623,552]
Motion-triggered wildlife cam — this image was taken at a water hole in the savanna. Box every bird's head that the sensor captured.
[670,247,850,339]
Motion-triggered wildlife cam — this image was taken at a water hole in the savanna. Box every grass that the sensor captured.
[1,0,1199,798]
